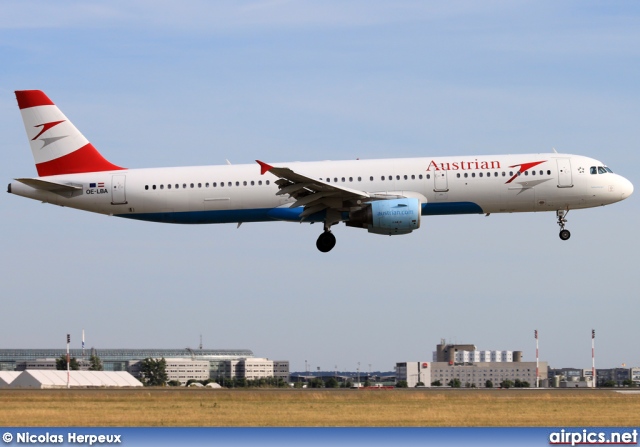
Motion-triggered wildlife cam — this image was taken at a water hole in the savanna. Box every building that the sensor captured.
[5,370,142,389]
[429,361,546,388]
[396,341,548,388]
[596,368,630,387]
[0,348,253,379]
[396,362,430,387]
[434,341,522,364]
[129,358,210,385]
[273,361,290,381]
[221,358,289,381]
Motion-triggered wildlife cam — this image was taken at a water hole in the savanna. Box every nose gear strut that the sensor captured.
[557,210,570,240]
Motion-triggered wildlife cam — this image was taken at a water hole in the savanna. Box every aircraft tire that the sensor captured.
[316,231,336,252]
[559,229,571,241]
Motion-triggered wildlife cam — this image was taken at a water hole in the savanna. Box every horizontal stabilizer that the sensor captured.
[16,177,83,198]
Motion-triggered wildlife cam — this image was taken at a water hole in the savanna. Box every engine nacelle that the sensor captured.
[346,198,421,235]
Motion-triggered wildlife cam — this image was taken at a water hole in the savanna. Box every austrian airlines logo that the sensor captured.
[32,120,68,149]
[505,160,547,184]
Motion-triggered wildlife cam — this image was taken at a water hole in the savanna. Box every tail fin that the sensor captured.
[15,90,124,177]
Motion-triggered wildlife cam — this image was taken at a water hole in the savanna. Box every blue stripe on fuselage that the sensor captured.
[116,202,483,224]
[421,202,483,215]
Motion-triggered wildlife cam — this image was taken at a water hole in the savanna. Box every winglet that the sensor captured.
[256,160,273,175]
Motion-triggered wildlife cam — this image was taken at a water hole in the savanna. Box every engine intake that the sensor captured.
[346,198,421,235]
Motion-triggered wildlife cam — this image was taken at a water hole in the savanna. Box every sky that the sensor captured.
[1,1,639,373]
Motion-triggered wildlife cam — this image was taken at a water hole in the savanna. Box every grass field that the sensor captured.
[1,388,639,427]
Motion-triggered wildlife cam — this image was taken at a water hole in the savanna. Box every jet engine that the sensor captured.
[346,198,421,235]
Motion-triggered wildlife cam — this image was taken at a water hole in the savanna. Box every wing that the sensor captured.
[256,160,370,219]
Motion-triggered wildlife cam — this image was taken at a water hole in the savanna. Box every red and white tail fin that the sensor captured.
[15,90,125,177]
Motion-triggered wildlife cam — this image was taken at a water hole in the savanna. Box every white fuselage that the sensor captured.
[9,153,633,225]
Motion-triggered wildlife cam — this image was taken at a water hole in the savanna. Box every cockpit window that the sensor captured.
[598,166,607,174]
[590,167,597,175]
[604,166,613,173]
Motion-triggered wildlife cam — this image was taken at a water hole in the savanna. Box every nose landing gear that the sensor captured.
[557,210,570,240]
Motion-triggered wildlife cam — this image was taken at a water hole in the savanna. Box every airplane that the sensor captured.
[7,90,634,252]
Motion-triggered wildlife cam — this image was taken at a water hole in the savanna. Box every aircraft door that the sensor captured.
[556,158,573,188]
[111,175,127,204]
[434,170,448,192]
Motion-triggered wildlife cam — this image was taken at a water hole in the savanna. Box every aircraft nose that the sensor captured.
[619,175,633,200]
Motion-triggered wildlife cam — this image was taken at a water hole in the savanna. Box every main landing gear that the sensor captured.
[316,230,336,253]
[316,218,338,253]
[556,210,570,241]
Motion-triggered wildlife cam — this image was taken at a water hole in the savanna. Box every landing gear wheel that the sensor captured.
[559,229,571,241]
[316,231,336,253]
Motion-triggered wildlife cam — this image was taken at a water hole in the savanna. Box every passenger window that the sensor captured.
[419,175,423,179]
[258,181,262,185]
[205,183,209,188]
[349,177,353,182]
[266,180,270,185]
[396,175,400,180]
[472,173,475,178]
[590,167,597,175]
[220,182,224,187]
[213,182,217,187]
[342,177,345,182]
[183,184,187,188]
[358,177,361,181]
[168,184,172,189]
[479,173,483,178]
[160,185,164,189]
[198,183,202,188]
[404,175,408,180]
[502,172,505,177]
[531,171,535,175]
[145,185,149,190]
[426,174,430,179]
[464,173,468,178]
[236,181,239,186]
[175,184,179,189]
[381,176,385,181]
[152,185,156,190]
[334,178,338,182]
[547,170,551,175]
[456,173,460,178]
[370,176,373,181]
[251,181,255,185]
[190,183,194,188]
[494,172,498,177]
[411,175,415,180]
[243,181,247,186]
